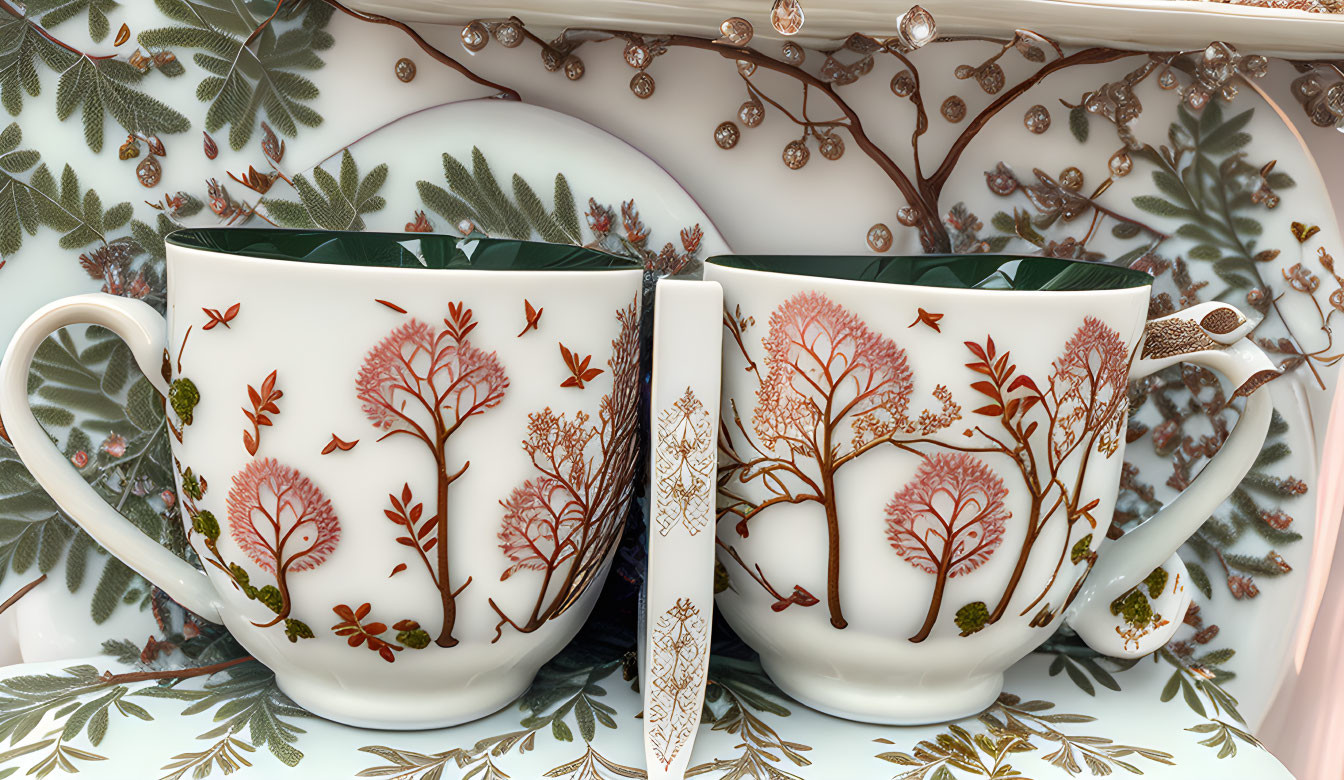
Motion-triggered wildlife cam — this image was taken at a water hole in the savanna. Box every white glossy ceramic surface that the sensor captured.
[1,236,647,729]
[706,259,1274,724]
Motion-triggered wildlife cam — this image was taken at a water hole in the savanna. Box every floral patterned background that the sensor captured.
[0,1,1341,778]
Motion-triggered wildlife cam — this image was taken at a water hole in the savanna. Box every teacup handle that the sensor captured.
[0,294,222,623]
[1066,302,1278,656]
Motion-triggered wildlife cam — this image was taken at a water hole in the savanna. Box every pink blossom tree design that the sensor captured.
[721,291,930,630]
[490,300,641,639]
[357,302,509,647]
[227,458,340,627]
[886,453,1009,642]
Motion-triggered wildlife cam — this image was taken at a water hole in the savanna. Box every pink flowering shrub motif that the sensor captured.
[887,453,1009,641]
[722,293,1139,640]
[1048,316,1130,464]
[357,301,509,648]
[489,300,641,640]
[720,291,963,630]
[227,458,340,628]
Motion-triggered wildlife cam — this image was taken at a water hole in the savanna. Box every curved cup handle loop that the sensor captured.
[1065,302,1279,657]
[0,294,222,623]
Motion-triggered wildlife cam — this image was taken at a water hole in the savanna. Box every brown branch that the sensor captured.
[0,574,47,617]
[927,47,1153,201]
[321,0,521,101]
[511,21,941,251]
[99,655,254,685]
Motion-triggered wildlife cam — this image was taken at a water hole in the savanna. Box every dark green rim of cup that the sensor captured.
[706,254,1153,292]
[165,228,641,272]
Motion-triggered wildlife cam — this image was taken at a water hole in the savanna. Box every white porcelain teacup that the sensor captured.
[0,229,647,729]
[705,254,1278,725]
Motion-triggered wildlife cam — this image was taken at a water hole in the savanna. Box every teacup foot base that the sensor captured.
[760,656,1003,726]
[274,667,535,730]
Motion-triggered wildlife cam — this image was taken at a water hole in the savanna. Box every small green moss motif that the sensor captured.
[1144,567,1169,598]
[256,585,284,615]
[398,629,431,649]
[1110,589,1153,627]
[393,619,430,649]
[191,509,219,541]
[955,601,990,636]
[1070,534,1093,565]
[169,377,200,425]
[181,467,202,501]
[284,619,314,643]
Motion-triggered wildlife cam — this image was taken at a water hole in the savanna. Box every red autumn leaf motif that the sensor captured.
[770,585,820,612]
[330,603,402,663]
[405,211,433,233]
[320,435,359,455]
[559,343,604,389]
[203,131,218,160]
[517,299,543,338]
[390,563,407,577]
[228,165,278,195]
[202,303,241,330]
[887,453,1009,642]
[228,458,340,627]
[243,370,283,456]
[908,308,944,332]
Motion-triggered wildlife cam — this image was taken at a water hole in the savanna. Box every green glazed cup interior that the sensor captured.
[706,254,1153,292]
[166,228,640,272]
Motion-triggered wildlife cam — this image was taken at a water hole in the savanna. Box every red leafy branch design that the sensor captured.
[243,370,283,456]
[356,302,507,647]
[559,343,603,389]
[332,603,402,663]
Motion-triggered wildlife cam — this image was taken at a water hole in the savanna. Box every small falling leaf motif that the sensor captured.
[390,563,407,577]
[559,343,603,389]
[375,299,407,314]
[909,308,944,332]
[517,299,543,337]
[114,23,131,47]
[201,303,241,330]
[1291,221,1320,244]
[203,131,219,160]
[321,434,359,455]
